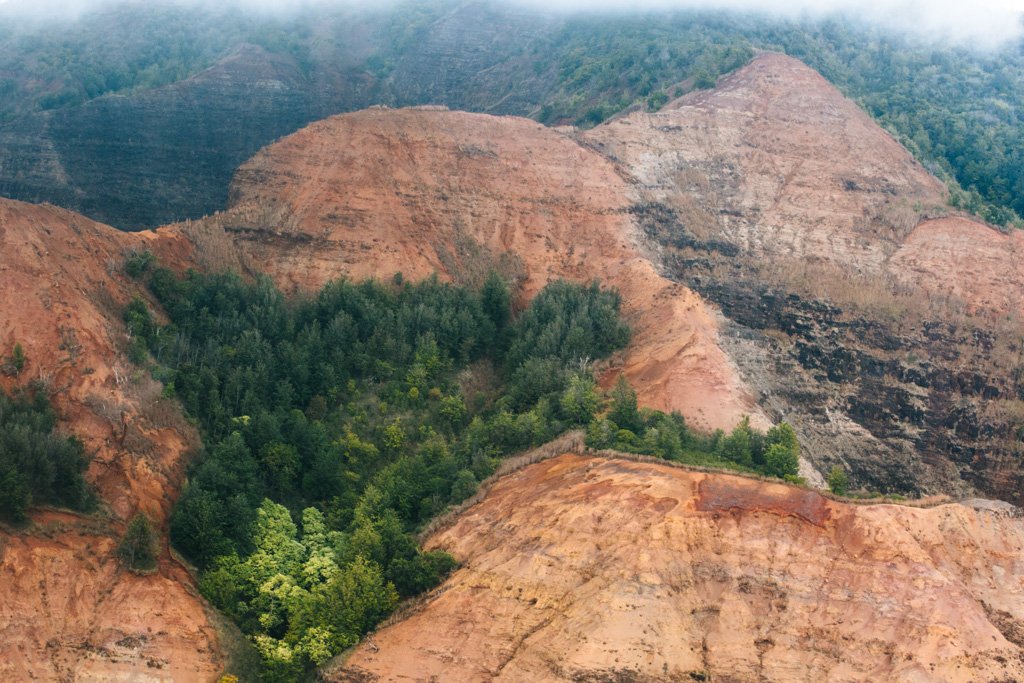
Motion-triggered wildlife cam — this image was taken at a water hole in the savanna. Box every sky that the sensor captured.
[0,0,1022,47]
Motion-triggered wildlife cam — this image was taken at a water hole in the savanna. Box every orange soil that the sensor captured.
[891,216,1024,316]
[332,453,1024,682]
[4,51,1023,681]
[0,198,220,680]
[170,107,767,430]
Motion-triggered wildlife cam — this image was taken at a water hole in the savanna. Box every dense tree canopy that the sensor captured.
[2,2,1022,225]
[119,261,812,677]
[0,388,92,522]
[129,268,639,678]
[126,264,803,677]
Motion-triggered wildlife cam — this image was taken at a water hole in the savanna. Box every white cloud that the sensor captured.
[512,0,1024,47]
[1,0,1021,47]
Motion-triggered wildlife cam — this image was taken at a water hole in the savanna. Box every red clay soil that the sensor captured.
[168,107,767,431]
[0,198,221,681]
[891,216,1024,316]
[329,453,1024,683]
[586,53,947,272]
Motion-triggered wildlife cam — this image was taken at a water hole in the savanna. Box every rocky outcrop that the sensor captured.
[328,453,1024,682]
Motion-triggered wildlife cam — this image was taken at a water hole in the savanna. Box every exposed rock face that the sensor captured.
[586,52,948,273]
[0,44,375,230]
[173,107,766,431]
[0,198,194,518]
[330,453,1024,682]
[0,198,221,680]
[0,514,221,682]
[584,53,1024,503]
[891,217,1024,315]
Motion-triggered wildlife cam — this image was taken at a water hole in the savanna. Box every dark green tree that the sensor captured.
[119,514,158,572]
[608,375,641,433]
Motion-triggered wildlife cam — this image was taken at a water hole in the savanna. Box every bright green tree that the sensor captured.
[764,443,799,478]
[559,373,600,424]
[828,466,849,495]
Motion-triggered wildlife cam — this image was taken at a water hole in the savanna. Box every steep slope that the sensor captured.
[0,44,375,229]
[329,453,1024,683]
[586,52,948,273]
[586,53,1024,502]
[170,107,765,432]
[0,198,222,680]
[587,52,1021,319]
[890,217,1024,315]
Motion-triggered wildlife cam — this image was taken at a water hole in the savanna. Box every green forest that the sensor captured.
[0,386,92,522]
[122,262,800,679]
[0,1,1022,226]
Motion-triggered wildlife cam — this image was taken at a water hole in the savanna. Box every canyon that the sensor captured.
[0,51,1021,680]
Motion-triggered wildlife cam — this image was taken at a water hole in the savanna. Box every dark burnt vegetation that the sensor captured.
[641,201,1024,502]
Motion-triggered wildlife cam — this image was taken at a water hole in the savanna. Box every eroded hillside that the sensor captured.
[2,49,1023,681]
[0,199,221,680]
[587,53,1024,503]
[169,107,764,432]
[329,453,1024,682]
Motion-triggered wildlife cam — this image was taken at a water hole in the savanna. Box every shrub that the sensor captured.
[828,466,849,496]
[124,249,156,278]
[119,514,158,572]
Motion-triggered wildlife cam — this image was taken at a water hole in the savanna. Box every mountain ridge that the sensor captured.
[328,452,1024,682]
[0,49,1021,679]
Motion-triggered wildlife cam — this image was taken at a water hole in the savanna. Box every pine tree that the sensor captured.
[119,514,158,572]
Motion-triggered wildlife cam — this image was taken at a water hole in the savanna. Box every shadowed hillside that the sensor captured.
[1,0,1022,228]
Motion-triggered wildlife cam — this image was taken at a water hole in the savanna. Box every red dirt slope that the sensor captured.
[586,52,1021,319]
[891,216,1024,316]
[0,198,221,681]
[330,454,1024,683]
[169,107,767,430]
